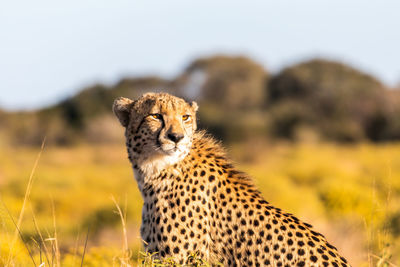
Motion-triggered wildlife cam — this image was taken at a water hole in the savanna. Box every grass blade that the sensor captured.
[1,197,37,266]
[80,226,90,267]
[6,137,46,265]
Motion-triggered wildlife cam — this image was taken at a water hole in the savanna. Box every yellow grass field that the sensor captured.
[0,141,399,266]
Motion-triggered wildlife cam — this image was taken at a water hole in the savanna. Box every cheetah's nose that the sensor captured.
[167,133,184,143]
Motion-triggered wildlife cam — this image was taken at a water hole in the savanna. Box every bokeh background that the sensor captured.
[1,1,400,266]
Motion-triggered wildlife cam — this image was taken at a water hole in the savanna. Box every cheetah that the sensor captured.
[113,92,350,266]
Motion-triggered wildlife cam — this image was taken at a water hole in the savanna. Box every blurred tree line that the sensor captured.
[1,55,400,146]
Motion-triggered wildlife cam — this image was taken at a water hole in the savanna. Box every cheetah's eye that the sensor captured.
[182,115,191,122]
[149,114,162,120]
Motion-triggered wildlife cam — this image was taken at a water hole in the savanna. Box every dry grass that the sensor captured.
[5,138,46,266]
[0,141,399,266]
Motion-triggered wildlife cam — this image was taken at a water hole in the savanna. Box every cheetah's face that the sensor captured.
[113,93,198,177]
[133,98,196,157]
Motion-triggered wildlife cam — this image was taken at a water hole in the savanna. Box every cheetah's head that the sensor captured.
[113,92,198,179]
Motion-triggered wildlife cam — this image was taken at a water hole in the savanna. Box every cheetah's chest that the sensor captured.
[140,174,214,262]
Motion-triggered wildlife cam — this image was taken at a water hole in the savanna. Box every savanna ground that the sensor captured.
[0,139,399,266]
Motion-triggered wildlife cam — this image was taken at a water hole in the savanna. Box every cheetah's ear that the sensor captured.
[190,101,198,112]
[113,97,134,127]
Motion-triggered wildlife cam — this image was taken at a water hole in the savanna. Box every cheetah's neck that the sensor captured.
[133,146,189,194]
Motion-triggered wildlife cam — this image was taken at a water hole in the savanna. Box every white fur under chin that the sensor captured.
[134,147,189,189]
[141,151,184,177]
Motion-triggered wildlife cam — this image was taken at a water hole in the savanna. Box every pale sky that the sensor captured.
[1,0,399,110]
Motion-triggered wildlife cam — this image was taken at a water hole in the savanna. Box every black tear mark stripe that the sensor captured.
[135,115,166,133]
[135,118,146,134]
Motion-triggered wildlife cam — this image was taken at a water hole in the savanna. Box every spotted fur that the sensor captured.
[113,92,350,266]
